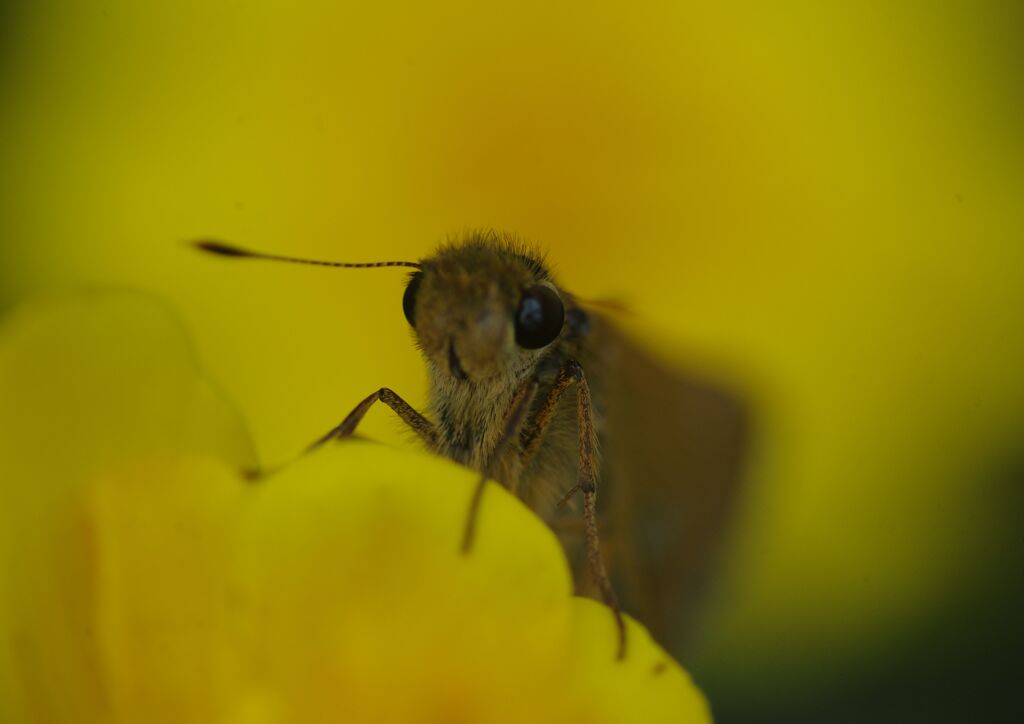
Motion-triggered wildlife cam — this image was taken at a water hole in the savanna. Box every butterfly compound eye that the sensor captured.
[403,272,423,326]
[515,285,564,349]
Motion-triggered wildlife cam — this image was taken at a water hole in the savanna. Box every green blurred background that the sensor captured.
[2,2,1022,721]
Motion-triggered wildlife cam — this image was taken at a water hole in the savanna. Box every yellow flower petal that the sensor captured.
[0,291,256,722]
[0,292,708,723]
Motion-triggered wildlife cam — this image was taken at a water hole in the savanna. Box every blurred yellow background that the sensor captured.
[2,1,1022,720]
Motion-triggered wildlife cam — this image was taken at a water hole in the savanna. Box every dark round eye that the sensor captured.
[515,284,564,349]
[402,272,423,327]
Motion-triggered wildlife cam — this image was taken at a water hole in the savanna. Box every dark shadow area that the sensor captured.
[699,450,1024,723]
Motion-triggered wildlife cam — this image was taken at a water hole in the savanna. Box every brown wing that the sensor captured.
[584,310,751,662]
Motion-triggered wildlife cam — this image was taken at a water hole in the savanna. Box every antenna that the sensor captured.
[193,239,421,269]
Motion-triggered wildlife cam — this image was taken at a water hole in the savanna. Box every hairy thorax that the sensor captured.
[426,344,592,519]
[427,365,522,471]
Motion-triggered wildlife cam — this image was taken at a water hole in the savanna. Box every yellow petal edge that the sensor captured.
[0,291,710,724]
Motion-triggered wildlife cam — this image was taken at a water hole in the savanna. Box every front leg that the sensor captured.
[312,387,437,450]
[460,378,540,553]
[567,366,626,660]
[243,387,434,480]
[522,359,627,660]
[519,359,582,466]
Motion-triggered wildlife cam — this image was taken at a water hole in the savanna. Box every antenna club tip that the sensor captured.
[193,239,250,257]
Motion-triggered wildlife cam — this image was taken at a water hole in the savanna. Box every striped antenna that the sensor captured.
[193,239,421,269]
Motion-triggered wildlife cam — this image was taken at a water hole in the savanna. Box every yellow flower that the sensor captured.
[0,291,709,723]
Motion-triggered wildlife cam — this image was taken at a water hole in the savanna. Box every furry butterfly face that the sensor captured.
[403,235,565,383]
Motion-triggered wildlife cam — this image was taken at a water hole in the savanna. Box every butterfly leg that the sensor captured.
[564,362,626,660]
[518,360,580,465]
[312,388,437,449]
[520,359,627,660]
[241,388,434,480]
[460,378,540,553]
